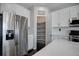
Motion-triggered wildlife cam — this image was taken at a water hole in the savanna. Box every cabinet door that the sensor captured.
[70,6,78,18]
[59,8,70,27]
[76,5,79,19]
[52,11,59,27]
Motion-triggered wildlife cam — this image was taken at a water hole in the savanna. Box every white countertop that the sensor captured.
[33,39,79,56]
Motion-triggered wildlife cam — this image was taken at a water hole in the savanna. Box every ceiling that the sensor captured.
[18,3,79,12]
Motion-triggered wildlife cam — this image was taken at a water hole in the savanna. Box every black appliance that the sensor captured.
[69,30,79,42]
[0,14,3,56]
[69,19,79,27]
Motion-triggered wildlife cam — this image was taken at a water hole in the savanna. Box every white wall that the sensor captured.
[0,3,30,56]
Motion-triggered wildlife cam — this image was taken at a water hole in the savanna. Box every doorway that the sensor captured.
[0,14,3,56]
[37,16,46,51]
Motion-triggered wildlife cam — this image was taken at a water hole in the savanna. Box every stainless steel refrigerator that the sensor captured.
[3,12,28,56]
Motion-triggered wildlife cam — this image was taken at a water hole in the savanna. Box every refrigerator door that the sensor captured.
[3,12,16,56]
[15,15,28,56]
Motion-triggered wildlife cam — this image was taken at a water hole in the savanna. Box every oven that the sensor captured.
[69,30,79,42]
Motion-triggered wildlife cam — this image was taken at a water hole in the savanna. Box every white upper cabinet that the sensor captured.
[52,8,70,27]
[76,5,79,19]
[52,5,79,27]
[59,8,70,27]
[52,11,59,27]
[69,5,78,18]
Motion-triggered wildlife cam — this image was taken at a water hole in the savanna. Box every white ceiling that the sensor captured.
[18,3,79,12]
